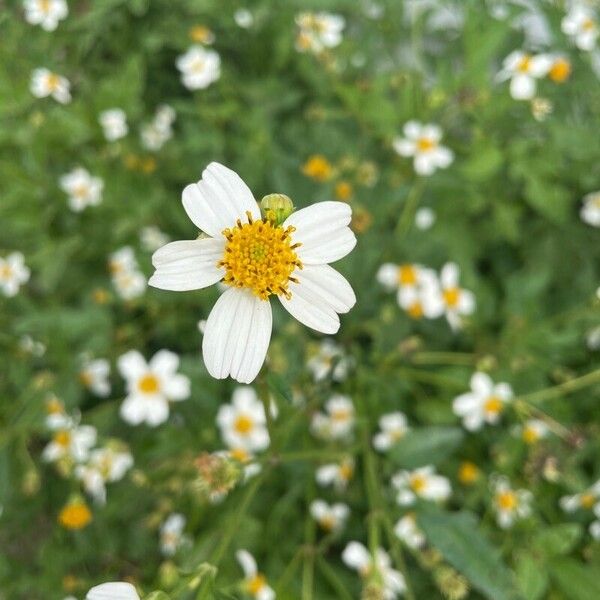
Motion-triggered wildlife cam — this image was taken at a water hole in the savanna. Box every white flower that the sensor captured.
[438,262,476,330]
[376,262,435,293]
[24,0,68,31]
[560,480,600,513]
[295,12,345,54]
[236,550,275,600]
[453,372,513,431]
[517,419,549,444]
[217,386,270,453]
[60,167,103,212]
[311,394,355,441]
[140,225,170,252]
[310,499,350,532]
[562,6,598,51]
[497,51,552,100]
[42,424,97,464]
[580,191,600,227]
[20,334,46,356]
[586,325,600,350]
[415,207,436,230]
[75,446,133,504]
[234,8,253,28]
[86,582,140,600]
[306,338,352,382]
[0,252,30,297]
[342,541,406,599]
[112,270,147,300]
[394,513,426,549]
[316,458,354,490]
[109,247,138,275]
[30,68,71,103]
[176,45,221,90]
[160,513,186,556]
[392,465,451,505]
[44,395,71,430]
[373,412,410,451]
[590,519,600,539]
[149,162,356,383]
[79,358,110,397]
[492,476,532,528]
[141,104,176,151]
[99,109,128,141]
[393,121,454,176]
[118,350,190,426]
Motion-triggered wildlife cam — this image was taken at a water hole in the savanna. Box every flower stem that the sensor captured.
[515,367,600,405]
[395,178,425,237]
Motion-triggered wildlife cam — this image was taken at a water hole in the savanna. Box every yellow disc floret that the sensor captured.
[220,212,302,300]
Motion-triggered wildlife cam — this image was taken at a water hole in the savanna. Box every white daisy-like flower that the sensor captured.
[393,121,454,176]
[30,68,71,103]
[117,350,190,426]
[140,225,170,252]
[236,549,275,600]
[376,262,434,293]
[176,45,221,90]
[437,262,476,330]
[497,51,552,100]
[42,424,97,464]
[112,269,147,300]
[311,394,355,441]
[309,499,350,532]
[415,207,436,230]
[86,582,140,600]
[0,252,30,297]
[492,476,532,528]
[589,516,600,540]
[453,372,513,431]
[59,167,104,212]
[516,418,549,444]
[109,247,138,275]
[149,162,356,384]
[44,395,71,430]
[79,358,111,397]
[99,108,128,141]
[75,446,133,504]
[392,465,451,505]
[234,8,254,28]
[160,513,186,556]
[560,480,600,513]
[316,457,354,490]
[23,0,68,31]
[562,5,598,51]
[140,104,176,151]
[306,338,352,382]
[580,191,600,227]
[342,541,406,599]
[217,386,270,453]
[394,513,426,549]
[295,12,345,54]
[373,412,410,451]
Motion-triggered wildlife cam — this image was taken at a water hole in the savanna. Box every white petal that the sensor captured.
[403,120,422,139]
[414,153,437,176]
[471,371,493,396]
[149,238,225,291]
[202,288,272,383]
[236,549,257,577]
[452,393,479,416]
[458,289,476,314]
[150,349,179,376]
[392,138,416,157]
[284,201,356,265]
[117,351,147,381]
[164,374,191,401]
[440,262,459,288]
[182,162,260,237]
[145,398,170,426]
[120,396,148,425]
[87,583,140,600]
[342,541,370,571]
[510,74,535,100]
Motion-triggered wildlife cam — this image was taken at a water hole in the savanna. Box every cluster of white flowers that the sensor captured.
[295,12,345,54]
[30,68,71,103]
[117,349,190,426]
[99,108,128,142]
[0,252,30,297]
[60,167,104,212]
[140,104,176,151]
[310,394,355,441]
[108,247,147,300]
[23,0,68,31]
[377,261,476,330]
[176,45,221,90]
[580,191,600,227]
[392,465,451,505]
[393,121,454,176]
[306,338,353,382]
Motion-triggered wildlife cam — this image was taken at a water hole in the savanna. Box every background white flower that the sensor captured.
[438,262,475,330]
[80,358,111,397]
[236,549,275,600]
[42,424,97,464]
[99,108,128,141]
[295,12,345,54]
[160,513,186,556]
[86,582,140,600]
[0,252,30,297]
[24,0,68,31]
[30,68,71,103]
[311,394,355,440]
[176,46,221,90]
[310,499,350,532]
[60,167,104,212]
[306,338,352,382]
[394,513,426,549]
[562,6,598,51]
[76,446,133,504]
[392,465,451,505]
[373,412,410,451]
[316,458,354,490]
[492,476,532,528]
[497,51,552,100]
[580,191,600,227]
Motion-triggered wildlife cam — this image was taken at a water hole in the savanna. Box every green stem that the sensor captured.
[516,367,600,405]
[410,351,476,366]
[317,556,353,600]
[395,178,425,236]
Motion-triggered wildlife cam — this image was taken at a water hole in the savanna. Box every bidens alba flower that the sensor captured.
[149,162,356,384]
[60,167,103,212]
[373,412,410,451]
[562,6,598,51]
[295,12,345,54]
[118,350,190,426]
[393,121,454,176]
[24,0,68,30]
[30,68,71,103]
[392,465,451,505]
[42,425,97,464]
[176,45,221,90]
[580,191,600,227]
[394,513,426,549]
[310,499,350,532]
[497,51,552,100]
[438,262,475,330]
[0,252,30,297]
[86,582,140,600]
[316,457,354,490]
[492,476,532,528]
[79,358,111,397]
[236,550,275,600]
[160,513,186,556]
[99,108,128,141]
[311,394,355,441]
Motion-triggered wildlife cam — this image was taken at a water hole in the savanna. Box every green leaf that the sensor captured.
[550,558,600,600]
[389,427,464,468]
[418,508,520,600]
[515,553,547,600]
[531,523,582,557]
[145,592,172,600]
[266,373,293,404]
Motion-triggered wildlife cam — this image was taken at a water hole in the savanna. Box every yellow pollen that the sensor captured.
[246,574,267,594]
[484,396,503,415]
[580,493,596,509]
[339,462,353,481]
[138,374,160,394]
[522,427,539,444]
[517,55,532,73]
[443,287,460,307]
[416,137,436,152]
[496,490,517,511]
[398,265,417,286]
[234,414,254,434]
[230,448,250,462]
[549,58,571,83]
[407,302,424,319]
[582,18,596,32]
[54,430,71,448]
[219,214,302,300]
[47,73,61,91]
[0,264,12,279]
[458,461,479,485]
[335,180,353,201]
[79,370,93,387]
[319,515,336,531]
[330,408,351,422]
[302,155,333,181]
[58,501,92,530]
[410,474,427,494]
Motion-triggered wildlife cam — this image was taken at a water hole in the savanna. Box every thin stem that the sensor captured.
[516,367,600,405]
[395,178,425,237]
[317,556,353,600]
[410,351,476,366]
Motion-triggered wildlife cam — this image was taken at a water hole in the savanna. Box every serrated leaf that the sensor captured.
[389,427,464,468]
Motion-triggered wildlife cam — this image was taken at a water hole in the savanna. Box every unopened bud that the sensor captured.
[260,194,294,225]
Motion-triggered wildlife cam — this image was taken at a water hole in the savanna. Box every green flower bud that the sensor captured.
[260,194,294,226]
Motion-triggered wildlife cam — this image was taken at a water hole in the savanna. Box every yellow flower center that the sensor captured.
[230,448,250,462]
[407,301,424,319]
[79,370,93,387]
[549,58,571,83]
[484,396,503,416]
[458,461,479,485]
[443,287,460,307]
[582,18,596,32]
[302,155,333,181]
[246,574,267,594]
[54,430,71,448]
[46,397,64,414]
[517,55,532,73]
[330,408,351,422]
[220,214,302,300]
[580,492,596,509]
[522,426,539,444]
[138,374,160,394]
[339,462,354,481]
[409,474,427,494]
[0,264,13,279]
[72,184,89,199]
[39,0,51,13]
[416,137,436,152]
[496,490,517,511]
[319,515,336,531]
[398,265,417,286]
[191,59,206,74]
[189,25,213,43]
[59,501,92,530]
[335,180,353,201]
[234,414,254,434]
[47,73,61,91]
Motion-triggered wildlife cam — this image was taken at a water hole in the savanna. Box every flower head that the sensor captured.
[560,480,600,513]
[42,424,97,464]
[236,550,275,600]
[562,6,598,51]
[392,465,451,505]
[394,513,426,549]
[149,162,356,383]
[306,338,352,382]
[176,46,221,90]
[492,476,532,528]
[79,358,111,397]
[316,457,354,490]
[24,0,68,31]
[59,498,92,530]
[295,12,345,54]
[497,51,552,100]
[0,252,30,297]
[438,262,475,330]
[30,68,71,103]
[99,108,128,141]
[373,412,410,451]
[580,191,600,227]
[309,499,350,532]
[160,513,186,556]
[311,394,355,441]
[60,167,104,212]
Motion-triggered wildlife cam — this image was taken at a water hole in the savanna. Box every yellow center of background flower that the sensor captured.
[59,501,92,529]
[247,574,267,594]
[417,137,436,152]
[549,59,571,83]
[54,430,71,447]
[407,302,424,319]
[0,264,13,279]
[517,55,532,73]
[484,396,503,415]
[339,462,353,481]
[443,287,460,307]
[234,414,253,434]
[398,265,417,285]
[138,373,160,394]
[220,215,302,300]
[522,427,539,444]
[409,474,427,493]
[496,490,517,511]
[47,73,61,91]
[580,493,596,509]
